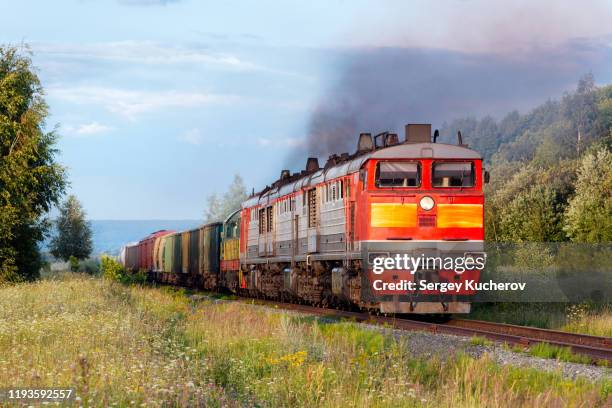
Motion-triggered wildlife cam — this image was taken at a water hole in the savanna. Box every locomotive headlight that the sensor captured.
[419,196,435,211]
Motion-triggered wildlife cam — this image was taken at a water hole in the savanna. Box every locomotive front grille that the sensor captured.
[418,215,436,227]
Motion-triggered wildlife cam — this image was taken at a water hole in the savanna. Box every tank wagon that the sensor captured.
[122,123,487,314]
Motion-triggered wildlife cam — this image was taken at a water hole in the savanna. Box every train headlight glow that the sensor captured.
[419,196,435,211]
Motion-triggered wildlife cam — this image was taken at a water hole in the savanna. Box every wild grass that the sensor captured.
[469,336,493,347]
[0,275,610,407]
[467,302,612,337]
[467,303,569,329]
[527,343,593,365]
[0,274,226,406]
[562,304,612,338]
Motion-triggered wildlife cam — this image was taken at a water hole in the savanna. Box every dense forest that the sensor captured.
[440,74,612,243]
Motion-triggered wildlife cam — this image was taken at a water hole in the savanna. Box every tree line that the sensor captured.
[203,174,248,223]
[441,74,611,243]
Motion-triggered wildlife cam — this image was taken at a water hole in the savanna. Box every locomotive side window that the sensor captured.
[258,208,266,234]
[266,206,273,232]
[432,162,474,187]
[308,188,318,227]
[376,162,420,188]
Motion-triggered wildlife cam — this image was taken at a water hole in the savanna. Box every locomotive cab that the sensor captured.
[356,126,485,313]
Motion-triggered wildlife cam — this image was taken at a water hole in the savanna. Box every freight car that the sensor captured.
[122,123,487,314]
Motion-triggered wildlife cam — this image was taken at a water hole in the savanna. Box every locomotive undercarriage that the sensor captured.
[148,251,473,314]
[149,270,219,290]
[236,260,364,309]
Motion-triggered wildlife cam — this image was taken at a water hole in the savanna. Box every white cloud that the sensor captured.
[48,85,240,119]
[33,41,293,74]
[178,128,204,145]
[64,121,114,136]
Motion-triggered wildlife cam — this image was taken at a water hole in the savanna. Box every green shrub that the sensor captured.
[131,269,148,285]
[68,255,79,272]
[100,255,125,282]
[100,255,147,285]
[78,258,100,275]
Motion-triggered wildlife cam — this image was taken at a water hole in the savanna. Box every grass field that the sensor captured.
[0,275,610,407]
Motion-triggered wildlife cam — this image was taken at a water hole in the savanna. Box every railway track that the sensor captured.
[239,299,612,364]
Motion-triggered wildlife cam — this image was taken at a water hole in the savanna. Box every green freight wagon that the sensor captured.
[172,233,182,274]
[162,234,176,273]
[199,222,222,289]
[188,228,200,275]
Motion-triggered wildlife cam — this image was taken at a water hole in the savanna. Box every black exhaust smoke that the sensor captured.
[286,28,612,165]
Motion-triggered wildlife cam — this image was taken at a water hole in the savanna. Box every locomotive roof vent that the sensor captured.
[374,131,399,149]
[386,133,399,146]
[280,169,290,180]
[405,123,432,143]
[357,132,373,152]
[457,130,468,147]
[324,154,339,169]
[305,157,320,172]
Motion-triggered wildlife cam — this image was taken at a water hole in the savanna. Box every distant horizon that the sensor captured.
[86,219,203,221]
[42,219,205,255]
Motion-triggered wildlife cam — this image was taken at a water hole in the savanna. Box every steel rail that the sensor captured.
[446,319,611,349]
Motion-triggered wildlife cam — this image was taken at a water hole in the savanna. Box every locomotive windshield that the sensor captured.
[376,161,420,187]
[432,162,474,187]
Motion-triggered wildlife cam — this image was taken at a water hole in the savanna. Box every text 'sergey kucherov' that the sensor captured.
[122,124,487,314]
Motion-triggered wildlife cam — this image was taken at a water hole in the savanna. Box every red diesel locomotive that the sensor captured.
[124,123,486,314]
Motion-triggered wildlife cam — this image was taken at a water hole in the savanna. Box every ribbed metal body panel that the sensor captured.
[199,223,221,275]
[188,229,200,275]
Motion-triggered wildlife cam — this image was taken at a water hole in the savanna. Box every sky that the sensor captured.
[1,0,612,219]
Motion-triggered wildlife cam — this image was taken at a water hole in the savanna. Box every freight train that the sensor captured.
[121,124,487,314]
